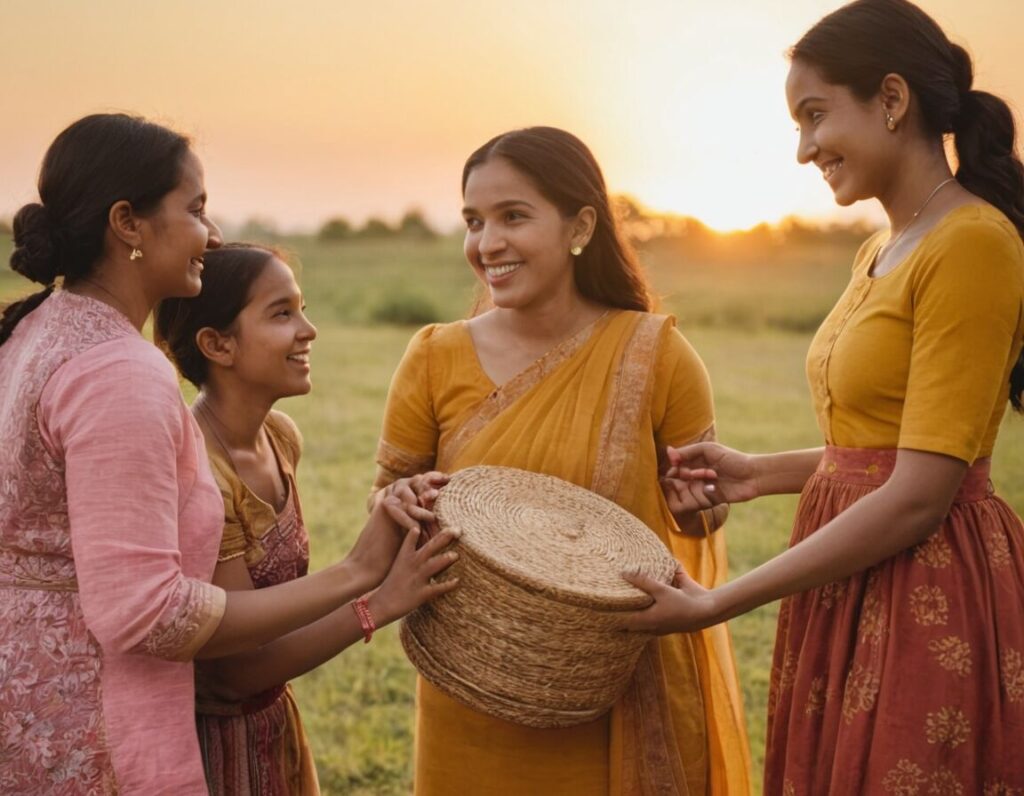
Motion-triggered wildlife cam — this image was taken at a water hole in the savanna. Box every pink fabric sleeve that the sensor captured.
[40,338,225,662]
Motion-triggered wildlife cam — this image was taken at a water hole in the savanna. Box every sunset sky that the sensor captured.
[1,0,1020,233]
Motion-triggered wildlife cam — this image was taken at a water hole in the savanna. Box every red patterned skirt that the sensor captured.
[763,447,1024,796]
[197,684,320,795]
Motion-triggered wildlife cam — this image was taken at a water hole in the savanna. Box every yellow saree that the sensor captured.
[375,310,751,795]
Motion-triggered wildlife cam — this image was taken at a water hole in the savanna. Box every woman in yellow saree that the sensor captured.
[373,127,751,795]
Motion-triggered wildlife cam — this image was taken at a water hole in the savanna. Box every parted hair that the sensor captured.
[462,127,653,313]
[792,0,1024,410]
[1,113,191,346]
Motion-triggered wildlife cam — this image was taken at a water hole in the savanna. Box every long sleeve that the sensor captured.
[40,338,226,662]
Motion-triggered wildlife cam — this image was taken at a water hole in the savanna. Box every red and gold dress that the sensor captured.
[195,411,320,796]
[765,205,1024,795]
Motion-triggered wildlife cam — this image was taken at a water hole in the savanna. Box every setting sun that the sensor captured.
[0,0,1020,233]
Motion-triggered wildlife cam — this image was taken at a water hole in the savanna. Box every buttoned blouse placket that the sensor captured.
[813,275,874,452]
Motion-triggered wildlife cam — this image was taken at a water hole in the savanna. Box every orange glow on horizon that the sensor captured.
[0,0,1020,235]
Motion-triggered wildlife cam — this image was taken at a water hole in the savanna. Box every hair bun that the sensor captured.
[10,203,62,285]
[948,42,974,96]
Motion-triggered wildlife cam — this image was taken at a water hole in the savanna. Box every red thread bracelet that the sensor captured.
[352,595,376,644]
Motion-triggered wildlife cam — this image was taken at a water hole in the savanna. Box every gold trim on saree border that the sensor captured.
[438,313,609,471]
[590,313,667,505]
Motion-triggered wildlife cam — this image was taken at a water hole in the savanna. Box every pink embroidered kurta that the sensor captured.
[0,290,227,794]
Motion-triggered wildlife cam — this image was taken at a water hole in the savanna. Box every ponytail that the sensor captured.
[791,0,1024,411]
[950,58,1024,411]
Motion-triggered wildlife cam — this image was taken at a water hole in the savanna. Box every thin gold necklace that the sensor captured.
[881,177,957,256]
[195,398,287,508]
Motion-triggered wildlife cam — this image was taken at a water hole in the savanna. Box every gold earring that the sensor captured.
[570,245,583,256]
[129,248,144,261]
[885,112,897,131]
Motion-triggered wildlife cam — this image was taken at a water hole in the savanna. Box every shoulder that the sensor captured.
[919,205,1024,282]
[265,409,303,466]
[49,336,181,404]
[620,311,709,385]
[404,322,452,353]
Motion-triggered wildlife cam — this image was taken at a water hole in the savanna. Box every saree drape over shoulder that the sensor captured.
[375,310,751,795]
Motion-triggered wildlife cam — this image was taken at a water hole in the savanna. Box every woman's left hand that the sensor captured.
[620,566,720,635]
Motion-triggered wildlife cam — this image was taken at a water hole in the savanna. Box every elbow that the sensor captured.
[196,662,252,702]
[895,493,955,548]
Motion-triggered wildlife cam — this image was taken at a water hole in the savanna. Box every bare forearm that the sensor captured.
[199,591,397,698]
[752,447,824,496]
[708,482,946,624]
[197,560,374,659]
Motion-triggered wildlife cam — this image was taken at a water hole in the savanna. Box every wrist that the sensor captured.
[330,558,377,601]
[366,589,398,628]
[749,453,769,498]
[351,594,377,643]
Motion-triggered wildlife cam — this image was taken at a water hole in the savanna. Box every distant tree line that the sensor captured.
[610,195,876,264]
[317,209,437,242]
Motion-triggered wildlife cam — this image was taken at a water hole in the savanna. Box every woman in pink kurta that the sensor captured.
[1,114,436,794]
[0,291,227,793]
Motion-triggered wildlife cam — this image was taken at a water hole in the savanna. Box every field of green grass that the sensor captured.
[2,233,1022,794]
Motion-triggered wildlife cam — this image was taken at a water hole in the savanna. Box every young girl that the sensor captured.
[372,128,751,795]
[627,1,1024,793]
[156,243,458,795]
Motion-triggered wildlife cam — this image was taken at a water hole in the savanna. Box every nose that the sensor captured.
[205,217,223,250]
[299,313,317,341]
[478,222,507,258]
[796,128,818,165]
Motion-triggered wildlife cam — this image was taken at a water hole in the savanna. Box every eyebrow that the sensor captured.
[793,97,827,118]
[191,192,207,205]
[462,199,537,215]
[265,295,299,310]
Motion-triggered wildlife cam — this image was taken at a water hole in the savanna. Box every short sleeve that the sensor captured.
[206,456,248,563]
[899,219,1024,462]
[651,323,716,447]
[374,324,441,488]
[41,340,226,661]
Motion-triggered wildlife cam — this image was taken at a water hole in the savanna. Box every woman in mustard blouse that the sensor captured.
[626,1,1024,794]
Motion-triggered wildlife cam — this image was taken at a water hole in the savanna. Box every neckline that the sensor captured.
[56,288,141,335]
[461,309,614,392]
[865,203,996,281]
[201,411,293,515]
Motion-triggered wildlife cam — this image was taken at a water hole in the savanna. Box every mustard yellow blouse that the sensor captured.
[204,410,303,564]
[807,204,1024,463]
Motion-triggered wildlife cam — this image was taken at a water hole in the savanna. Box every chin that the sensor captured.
[180,276,204,297]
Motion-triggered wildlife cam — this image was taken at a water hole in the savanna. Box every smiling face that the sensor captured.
[462,156,583,312]
[227,257,317,400]
[786,59,900,207]
[138,149,222,299]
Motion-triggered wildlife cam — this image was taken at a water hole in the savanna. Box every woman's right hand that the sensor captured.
[666,442,761,505]
[369,526,461,625]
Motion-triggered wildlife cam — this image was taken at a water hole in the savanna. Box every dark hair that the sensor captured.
[462,127,653,313]
[792,0,1024,411]
[1,113,191,346]
[155,243,279,388]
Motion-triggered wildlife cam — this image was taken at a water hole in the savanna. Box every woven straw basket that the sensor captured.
[400,465,678,729]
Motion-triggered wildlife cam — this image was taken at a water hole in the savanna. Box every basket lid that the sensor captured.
[434,465,678,610]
